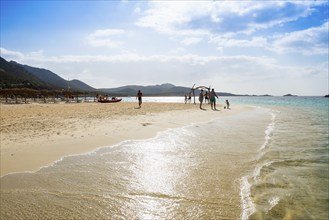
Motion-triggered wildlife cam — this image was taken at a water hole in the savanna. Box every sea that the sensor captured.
[1,96,328,220]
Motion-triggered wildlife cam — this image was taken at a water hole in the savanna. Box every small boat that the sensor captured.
[98,97,122,103]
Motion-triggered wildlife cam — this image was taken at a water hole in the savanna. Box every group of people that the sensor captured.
[199,88,216,110]
[136,89,230,110]
[198,89,230,110]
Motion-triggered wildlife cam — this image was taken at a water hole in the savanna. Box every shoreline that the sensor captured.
[1,102,251,176]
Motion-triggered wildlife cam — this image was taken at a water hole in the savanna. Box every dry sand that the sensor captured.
[0,101,246,176]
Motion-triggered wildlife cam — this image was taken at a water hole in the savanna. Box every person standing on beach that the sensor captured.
[136,90,143,108]
[199,89,204,109]
[209,88,219,110]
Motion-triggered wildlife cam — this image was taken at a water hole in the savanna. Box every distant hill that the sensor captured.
[283,94,297,97]
[0,57,95,92]
[0,57,54,90]
[0,57,242,96]
[69,79,96,91]
[13,62,96,91]
[100,83,190,96]
[100,83,239,96]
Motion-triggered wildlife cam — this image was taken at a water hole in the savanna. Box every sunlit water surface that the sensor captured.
[1,96,328,220]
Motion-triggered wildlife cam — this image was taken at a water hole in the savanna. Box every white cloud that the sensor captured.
[136,1,323,36]
[210,36,268,48]
[1,45,327,95]
[134,1,328,55]
[135,1,196,34]
[271,21,329,55]
[0,48,50,66]
[133,7,141,14]
[0,47,25,60]
[181,37,202,46]
[169,47,185,54]
[90,29,125,37]
[1,1,328,96]
[87,29,126,48]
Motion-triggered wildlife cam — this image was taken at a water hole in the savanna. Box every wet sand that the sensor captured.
[1,102,244,176]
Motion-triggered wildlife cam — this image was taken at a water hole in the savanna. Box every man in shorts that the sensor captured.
[209,88,219,110]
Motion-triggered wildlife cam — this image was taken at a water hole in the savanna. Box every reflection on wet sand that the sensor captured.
[1,108,270,219]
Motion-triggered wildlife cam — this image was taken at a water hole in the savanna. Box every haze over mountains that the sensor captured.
[0,57,94,91]
[0,57,239,96]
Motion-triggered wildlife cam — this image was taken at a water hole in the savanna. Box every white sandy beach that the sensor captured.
[1,101,277,219]
[0,102,248,176]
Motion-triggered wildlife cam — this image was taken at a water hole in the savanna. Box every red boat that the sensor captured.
[98,97,122,103]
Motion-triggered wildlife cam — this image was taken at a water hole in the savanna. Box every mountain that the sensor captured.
[100,83,239,96]
[1,57,242,96]
[0,57,54,90]
[0,57,95,92]
[14,62,96,91]
[69,79,96,91]
[100,83,191,96]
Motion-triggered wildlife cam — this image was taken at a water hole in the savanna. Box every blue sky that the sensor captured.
[1,0,328,96]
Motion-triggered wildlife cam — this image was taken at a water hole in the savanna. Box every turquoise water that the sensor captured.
[124,96,329,219]
[0,96,328,219]
[226,96,328,109]
[235,96,329,219]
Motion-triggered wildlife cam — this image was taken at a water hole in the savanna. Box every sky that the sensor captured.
[0,0,328,96]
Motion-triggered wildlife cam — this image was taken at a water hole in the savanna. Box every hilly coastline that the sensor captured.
[0,57,95,92]
[0,57,240,96]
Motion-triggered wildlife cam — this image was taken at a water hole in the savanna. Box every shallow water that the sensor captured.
[230,96,328,219]
[1,107,270,219]
[1,96,328,219]
[246,105,329,219]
